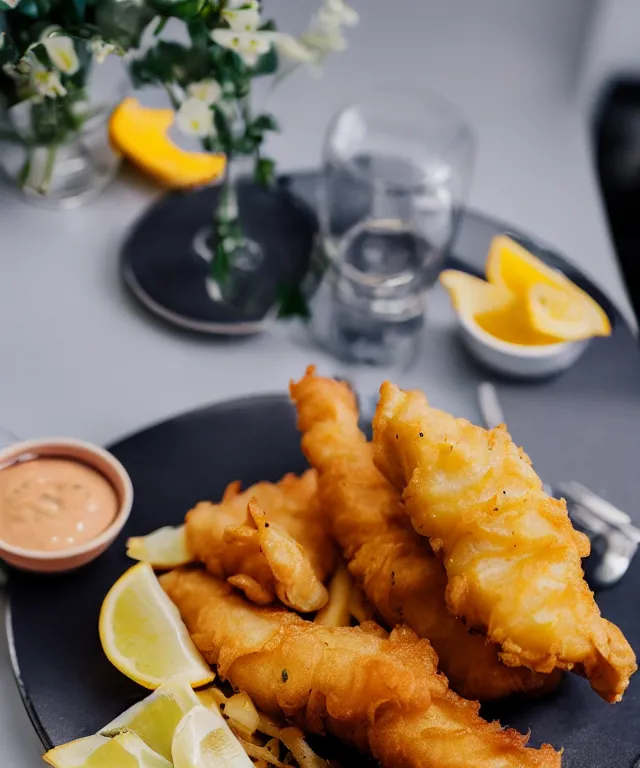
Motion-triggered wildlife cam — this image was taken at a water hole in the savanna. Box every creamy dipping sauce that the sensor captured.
[0,457,118,551]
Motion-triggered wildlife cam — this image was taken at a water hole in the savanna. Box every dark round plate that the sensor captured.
[6,394,640,768]
[121,180,318,336]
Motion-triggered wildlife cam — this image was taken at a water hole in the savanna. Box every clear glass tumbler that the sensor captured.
[314,86,475,369]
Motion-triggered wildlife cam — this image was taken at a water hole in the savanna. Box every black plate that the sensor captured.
[121,180,317,336]
[7,393,640,768]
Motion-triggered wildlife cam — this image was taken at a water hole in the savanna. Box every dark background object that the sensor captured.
[595,77,640,326]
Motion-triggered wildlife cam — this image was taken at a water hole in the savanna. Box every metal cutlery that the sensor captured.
[477,382,638,588]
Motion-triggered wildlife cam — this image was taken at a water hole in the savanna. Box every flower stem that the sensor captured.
[39,143,58,196]
[17,153,32,189]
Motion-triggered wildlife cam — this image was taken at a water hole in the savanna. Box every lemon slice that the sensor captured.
[440,269,513,317]
[474,301,563,346]
[486,235,574,297]
[172,705,253,768]
[527,282,611,340]
[100,675,201,760]
[109,98,225,188]
[44,733,171,768]
[43,736,110,767]
[127,526,193,568]
[108,732,173,767]
[99,563,214,690]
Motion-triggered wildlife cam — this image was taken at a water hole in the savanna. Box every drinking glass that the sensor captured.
[314,86,475,370]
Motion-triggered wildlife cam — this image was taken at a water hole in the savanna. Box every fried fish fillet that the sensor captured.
[161,569,560,768]
[185,471,336,611]
[290,367,557,701]
[373,382,637,703]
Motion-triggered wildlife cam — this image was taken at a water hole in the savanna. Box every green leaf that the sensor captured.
[250,113,279,135]
[210,242,230,285]
[277,283,310,320]
[150,0,205,19]
[187,18,210,47]
[254,156,275,188]
[130,41,210,88]
[15,0,40,18]
[94,0,155,51]
[251,45,277,77]
[0,32,18,67]
[33,0,51,17]
[212,104,232,149]
[233,134,258,155]
[152,16,169,35]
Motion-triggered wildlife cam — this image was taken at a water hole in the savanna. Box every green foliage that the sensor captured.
[150,0,205,21]
[276,283,311,319]
[131,40,210,89]
[254,155,275,187]
[94,0,155,51]
[0,30,17,65]
[212,102,232,147]
[251,45,277,77]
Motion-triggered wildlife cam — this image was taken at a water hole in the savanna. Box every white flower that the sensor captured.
[322,0,359,27]
[265,32,313,63]
[187,79,222,106]
[31,61,67,99]
[89,39,119,64]
[225,0,258,8]
[211,29,271,67]
[2,0,21,8]
[222,7,260,32]
[41,34,80,75]
[299,0,358,65]
[175,97,215,138]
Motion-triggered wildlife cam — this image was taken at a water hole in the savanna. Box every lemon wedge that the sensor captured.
[109,98,225,188]
[527,282,611,340]
[172,705,253,768]
[440,269,513,317]
[475,302,563,346]
[127,526,193,569]
[441,268,563,345]
[486,234,611,337]
[43,736,110,767]
[44,733,171,768]
[99,563,214,690]
[100,675,201,760]
[485,235,570,296]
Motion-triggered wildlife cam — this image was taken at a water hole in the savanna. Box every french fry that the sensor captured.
[348,582,376,624]
[314,564,351,627]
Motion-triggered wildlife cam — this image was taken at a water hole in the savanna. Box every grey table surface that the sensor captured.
[0,0,637,764]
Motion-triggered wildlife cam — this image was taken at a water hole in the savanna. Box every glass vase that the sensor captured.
[193,154,269,314]
[0,56,127,208]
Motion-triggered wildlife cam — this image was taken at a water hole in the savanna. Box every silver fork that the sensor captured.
[477,382,638,589]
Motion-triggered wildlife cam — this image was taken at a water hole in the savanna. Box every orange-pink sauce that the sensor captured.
[0,458,118,551]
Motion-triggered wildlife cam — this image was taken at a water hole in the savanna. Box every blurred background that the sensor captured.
[0,0,639,441]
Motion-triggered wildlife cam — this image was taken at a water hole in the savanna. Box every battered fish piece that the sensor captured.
[186,471,335,611]
[373,382,637,703]
[290,368,558,701]
[161,569,561,768]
